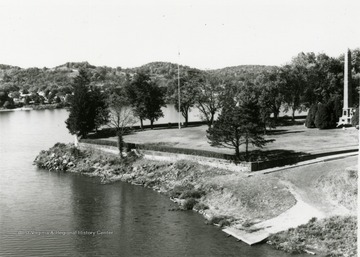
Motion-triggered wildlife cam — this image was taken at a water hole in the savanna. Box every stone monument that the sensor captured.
[337,49,354,126]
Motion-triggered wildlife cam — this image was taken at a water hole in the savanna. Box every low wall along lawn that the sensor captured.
[80,139,358,172]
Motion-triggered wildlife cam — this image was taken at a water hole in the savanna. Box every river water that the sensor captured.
[0,109,306,256]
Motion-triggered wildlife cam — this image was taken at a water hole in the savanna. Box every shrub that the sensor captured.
[180,189,205,199]
[182,198,197,210]
[315,104,333,129]
[305,104,318,128]
[69,146,83,158]
[169,184,194,198]
[54,142,67,148]
[193,202,209,211]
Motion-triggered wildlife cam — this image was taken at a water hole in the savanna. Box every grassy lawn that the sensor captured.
[105,123,358,156]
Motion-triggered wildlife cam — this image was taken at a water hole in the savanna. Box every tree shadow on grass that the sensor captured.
[265,129,304,136]
[243,149,310,162]
[88,127,134,139]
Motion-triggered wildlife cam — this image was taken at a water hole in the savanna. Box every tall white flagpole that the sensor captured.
[178,51,181,129]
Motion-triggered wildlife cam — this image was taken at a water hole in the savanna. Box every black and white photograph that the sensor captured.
[0,0,359,256]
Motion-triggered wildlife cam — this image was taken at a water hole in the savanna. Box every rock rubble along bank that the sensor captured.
[34,143,295,224]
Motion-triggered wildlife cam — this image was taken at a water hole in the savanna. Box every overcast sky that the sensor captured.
[0,0,359,69]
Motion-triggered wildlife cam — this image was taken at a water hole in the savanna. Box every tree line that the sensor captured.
[64,48,359,160]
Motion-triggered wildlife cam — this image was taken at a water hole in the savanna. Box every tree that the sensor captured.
[65,69,109,138]
[125,73,148,129]
[195,74,225,128]
[108,89,136,158]
[207,94,272,161]
[91,86,110,132]
[167,68,202,127]
[280,64,307,122]
[126,72,165,129]
[3,99,14,109]
[144,81,166,129]
[255,68,284,131]
[0,90,10,107]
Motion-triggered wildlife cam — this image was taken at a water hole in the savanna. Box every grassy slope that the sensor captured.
[273,156,358,216]
[268,216,357,256]
[266,156,358,256]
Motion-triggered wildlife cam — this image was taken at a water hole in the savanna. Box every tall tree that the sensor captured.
[255,68,284,131]
[108,88,136,158]
[207,92,272,161]
[280,64,307,122]
[65,69,109,138]
[91,86,110,132]
[195,74,225,128]
[167,68,202,127]
[144,81,166,129]
[125,73,147,129]
[125,72,165,129]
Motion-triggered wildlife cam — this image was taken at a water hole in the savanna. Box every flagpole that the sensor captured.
[178,51,181,129]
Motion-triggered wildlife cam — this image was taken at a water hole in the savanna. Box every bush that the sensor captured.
[69,146,83,158]
[305,104,318,128]
[315,103,334,129]
[180,189,205,199]
[169,184,194,198]
[193,202,209,211]
[182,198,197,210]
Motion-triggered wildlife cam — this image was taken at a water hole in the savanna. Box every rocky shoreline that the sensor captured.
[34,143,357,256]
[34,142,296,226]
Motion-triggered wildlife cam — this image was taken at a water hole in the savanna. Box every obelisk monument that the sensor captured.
[338,49,354,126]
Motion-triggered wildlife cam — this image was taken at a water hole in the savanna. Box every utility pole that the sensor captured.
[178,51,181,129]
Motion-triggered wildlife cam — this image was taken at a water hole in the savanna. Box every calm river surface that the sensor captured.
[0,109,306,256]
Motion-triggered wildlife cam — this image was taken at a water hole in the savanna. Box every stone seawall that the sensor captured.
[79,142,251,173]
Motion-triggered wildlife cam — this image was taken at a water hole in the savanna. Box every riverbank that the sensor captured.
[0,103,65,112]
[0,107,32,112]
[34,143,357,256]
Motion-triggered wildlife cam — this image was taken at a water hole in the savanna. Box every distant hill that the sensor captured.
[0,61,275,94]
[208,65,277,79]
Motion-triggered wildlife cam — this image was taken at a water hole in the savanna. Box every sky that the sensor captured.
[0,0,359,70]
